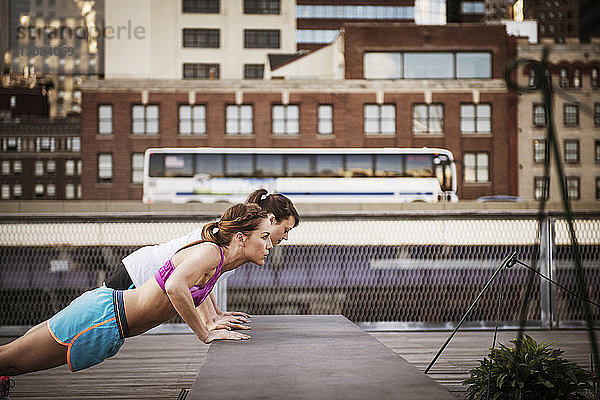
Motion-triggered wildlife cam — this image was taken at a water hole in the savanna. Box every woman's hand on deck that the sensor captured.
[204,329,251,343]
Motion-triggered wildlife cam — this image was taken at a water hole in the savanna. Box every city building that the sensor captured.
[0,75,81,200]
[79,23,518,201]
[296,0,414,51]
[521,0,579,43]
[104,0,296,80]
[516,37,600,202]
[6,0,104,117]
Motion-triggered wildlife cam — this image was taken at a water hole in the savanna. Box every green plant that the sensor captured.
[463,335,596,400]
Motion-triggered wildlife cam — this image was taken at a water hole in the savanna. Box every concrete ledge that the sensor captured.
[189,315,454,400]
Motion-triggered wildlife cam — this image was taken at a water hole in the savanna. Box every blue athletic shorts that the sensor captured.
[47,286,129,372]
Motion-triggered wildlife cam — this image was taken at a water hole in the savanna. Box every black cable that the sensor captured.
[487,263,506,400]
[515,259,600,310]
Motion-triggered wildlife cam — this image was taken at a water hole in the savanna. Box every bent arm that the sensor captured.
[164,274,211,343]
[166,245,250,342]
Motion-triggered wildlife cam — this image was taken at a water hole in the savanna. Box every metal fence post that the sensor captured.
[539,217,557,329]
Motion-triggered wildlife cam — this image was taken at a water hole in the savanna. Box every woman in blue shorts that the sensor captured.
[0,203,272,380]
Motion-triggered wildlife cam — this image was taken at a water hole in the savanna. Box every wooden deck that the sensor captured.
[2,326,598,399]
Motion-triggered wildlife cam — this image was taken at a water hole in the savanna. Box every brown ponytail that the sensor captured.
[245,189,300,228]
[201,203,268,247]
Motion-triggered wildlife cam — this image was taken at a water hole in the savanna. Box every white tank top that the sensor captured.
[121,228,235,287]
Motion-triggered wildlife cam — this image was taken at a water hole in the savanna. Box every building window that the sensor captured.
[2,137,21,152]
[463,152,489,183]
[591,67,599,89]
[412,104,443,134]
[534,177,549,200]
[183,29,219,48]
[65,184,74,199]
[461,1,485,13]
[46,183,55,197]
[566,176,580,200]
[528,69,536,88]
[297,5,412,19]
[297,29,340,44]
[559,68,569,88]
[132,105,159,134]
[244,64,264,79]
[460,103,491,134]
[563,103,579,127]
[573,68,581,88]
[595,103,600,127]
[318,105,333,135]
[1,184,9,200]
[364,104,396,135]
[1,160,9,175]
[36,137,55,152]
[244,29,280,48]
[245,0,279,14]
[533,139,547,163]
[77,160,82,176]
[12,183,21,198]
[98,105,113,134]
[596,178,600,200]
[183,0,219,13]
[13,160,22,174]
[66,137,80,152]
[533,104,546,127]
[226,105,253,134]
[183,63,219,79]
[363,51,491,79]
[179,105,206,135]
[34,183,44,197]
[272,105,299,135]
[595,140,600,162]
[98,153,113,182]
[65,184,75,199]
[564,139,579,163]
[47,159,56,173]
[35,160,44,176]
[132,153,144,184]
[65,160,75,176]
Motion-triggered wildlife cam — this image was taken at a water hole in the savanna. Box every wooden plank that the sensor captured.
[189,315,455,400]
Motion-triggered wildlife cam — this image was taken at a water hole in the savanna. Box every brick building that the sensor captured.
[79,23,517,201]
[516,37,600,202]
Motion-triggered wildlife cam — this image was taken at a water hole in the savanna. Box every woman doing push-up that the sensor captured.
[0,203,272,382]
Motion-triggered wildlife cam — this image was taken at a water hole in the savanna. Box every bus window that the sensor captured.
[406,155,433,177]
[256,154,284,177]
[316,154,343,177]
[286,155,312,177]
[345,154,373,177]
[149,154,194,177]
[149,154,165,177]
[195,153,224,177]
[225,154,253,177]
[375,154,403,177]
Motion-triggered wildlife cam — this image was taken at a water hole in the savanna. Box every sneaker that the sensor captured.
[0,376,14,400]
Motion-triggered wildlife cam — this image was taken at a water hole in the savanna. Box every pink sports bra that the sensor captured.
[154,241,224,307]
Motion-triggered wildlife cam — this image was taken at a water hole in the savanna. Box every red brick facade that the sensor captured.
[80,24,518,201]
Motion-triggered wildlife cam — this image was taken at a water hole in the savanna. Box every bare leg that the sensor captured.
[0,321,67,376]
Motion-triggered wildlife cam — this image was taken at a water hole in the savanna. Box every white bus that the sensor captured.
[143,147,458,204]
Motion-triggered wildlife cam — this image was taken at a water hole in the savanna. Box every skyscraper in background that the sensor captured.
[4,0,103,117]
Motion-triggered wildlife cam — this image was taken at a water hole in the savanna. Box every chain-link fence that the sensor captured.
[1,212,598,330]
